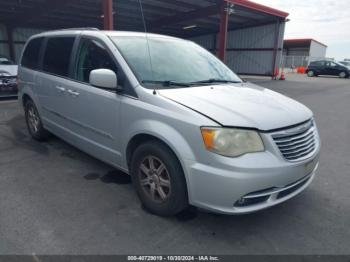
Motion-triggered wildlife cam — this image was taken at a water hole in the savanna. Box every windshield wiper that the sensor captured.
[190,79,242,85]
[142,80,191,87]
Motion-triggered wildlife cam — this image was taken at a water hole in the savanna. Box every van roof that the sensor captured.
[32,29,182,41]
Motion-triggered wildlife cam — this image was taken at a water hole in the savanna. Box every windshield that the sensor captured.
[111,36,242,88]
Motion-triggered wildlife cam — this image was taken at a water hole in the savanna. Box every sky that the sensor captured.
[255,0,350,60]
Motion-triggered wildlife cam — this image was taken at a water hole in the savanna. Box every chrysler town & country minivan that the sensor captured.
[18,29,320,216]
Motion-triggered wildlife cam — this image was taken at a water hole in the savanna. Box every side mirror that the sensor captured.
[89,69,118,90]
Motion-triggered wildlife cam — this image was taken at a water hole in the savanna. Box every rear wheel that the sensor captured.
[130,141,188,216]
[24,99,50,141]
[307,70,315,77]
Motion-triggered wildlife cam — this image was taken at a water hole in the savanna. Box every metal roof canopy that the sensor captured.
[0,0,288,74]
[0,0,288,37]
[284,39,328,48]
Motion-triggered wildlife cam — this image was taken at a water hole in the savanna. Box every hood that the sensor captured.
[0,65,18,76]
[158,82,313,131]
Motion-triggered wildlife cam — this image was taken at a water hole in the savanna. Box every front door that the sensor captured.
[324,61,340,76]
[63,37,122,166]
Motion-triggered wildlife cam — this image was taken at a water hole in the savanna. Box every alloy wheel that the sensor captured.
[138,156,171,203]
[27,105,40,134]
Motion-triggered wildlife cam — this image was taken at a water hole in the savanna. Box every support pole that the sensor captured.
[103,0,114,30]
[218,0,229,62]
[7,25,15,62]
[271,20,281,79]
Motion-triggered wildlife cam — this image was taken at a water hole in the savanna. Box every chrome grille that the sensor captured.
[272,120,318,161]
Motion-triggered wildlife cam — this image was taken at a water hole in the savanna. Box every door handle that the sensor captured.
[55,86,66,93]
[67,89,80,97]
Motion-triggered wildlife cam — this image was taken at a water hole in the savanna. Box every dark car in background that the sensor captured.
[0,55,18,98]
[306,60,350,78]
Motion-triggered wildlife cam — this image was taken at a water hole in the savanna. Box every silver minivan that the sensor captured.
[18,29,320,216]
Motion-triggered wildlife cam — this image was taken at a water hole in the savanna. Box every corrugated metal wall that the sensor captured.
[0,24,44,63]
[0,24,10,59]
[309,41,327,58]
[284,48,310,57]
[190,34,216,50]
[189,22,286,76]
[1,22,285,76]
[13,27,45,62]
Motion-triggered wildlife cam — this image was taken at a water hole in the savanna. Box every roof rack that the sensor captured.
[54,27,100,31]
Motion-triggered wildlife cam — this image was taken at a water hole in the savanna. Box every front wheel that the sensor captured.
[130,141,188,216]
[339,71,347,78]
[24,99,50,141]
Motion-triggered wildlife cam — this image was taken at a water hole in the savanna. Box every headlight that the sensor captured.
[201,127,264,157]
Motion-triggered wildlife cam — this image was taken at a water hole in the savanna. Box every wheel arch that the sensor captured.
[19,85,40,111]
[123,119,197,169]
[22,93,32,107]
[124,122,197,188]
[126,131,195,204]
[126,133,187,172]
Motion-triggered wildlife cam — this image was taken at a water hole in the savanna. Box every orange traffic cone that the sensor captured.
[279,72,286,80]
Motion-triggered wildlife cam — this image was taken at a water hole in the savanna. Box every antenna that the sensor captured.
[138,0,156,95]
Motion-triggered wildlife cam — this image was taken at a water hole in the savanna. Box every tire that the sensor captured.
[339,71,347,78]
[24,99,50,141]
[130,141,188,216]
[307,70,315,77]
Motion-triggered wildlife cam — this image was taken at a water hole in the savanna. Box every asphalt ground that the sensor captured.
[0,73,349,255]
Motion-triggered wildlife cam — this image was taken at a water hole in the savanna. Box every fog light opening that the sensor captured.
[237,198,246,205]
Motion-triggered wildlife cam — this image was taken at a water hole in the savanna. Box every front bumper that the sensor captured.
[184,151,320,215]
[0,77,18,97]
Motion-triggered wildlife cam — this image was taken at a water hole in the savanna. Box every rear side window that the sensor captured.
[43,37,75,77]
[310,61,324,67]
[21,37,44,70]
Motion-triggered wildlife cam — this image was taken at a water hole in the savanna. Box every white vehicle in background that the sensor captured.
[339,61,350,70]
[0,55,18,98]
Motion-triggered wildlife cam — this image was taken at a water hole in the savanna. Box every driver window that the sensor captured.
[74,38,118,83]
